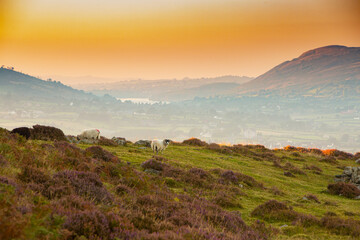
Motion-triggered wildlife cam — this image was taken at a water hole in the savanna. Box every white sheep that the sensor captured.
[77,129,100,140]
[151,139,171,154]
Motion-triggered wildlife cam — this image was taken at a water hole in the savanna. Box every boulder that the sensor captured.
[343,166,353,176]
[334,166,360,191]
[66,135,79,144]
[112,137,127,146]
[135,140,151,147]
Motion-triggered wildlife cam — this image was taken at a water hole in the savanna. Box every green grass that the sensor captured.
[96,143,360,238]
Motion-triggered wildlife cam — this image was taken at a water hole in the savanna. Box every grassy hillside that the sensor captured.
[1,129,360,239]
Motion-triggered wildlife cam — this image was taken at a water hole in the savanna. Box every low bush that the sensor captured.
[182,138,208,147]
[269,186,284,196]
[251,200,319,227]
[321,216,360,237]
[18,166,50,185]
[212,191,242,208]
[304,194,320,203]
[141,159,168,171]
[284,171,295,177]
[85,146,119,162]
[283,162,306,175]
[327,182,360,198]
[98,136,118,146]
[320,156,339,165]
[30,124,67,141]
[219,170,264,188]
[322,149,353,159]
[44,170,113,204]
[303,164,323,174]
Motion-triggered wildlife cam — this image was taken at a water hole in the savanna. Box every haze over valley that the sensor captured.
[1,45,360,152]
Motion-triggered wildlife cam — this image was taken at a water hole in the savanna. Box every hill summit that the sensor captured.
[239,45,360,96]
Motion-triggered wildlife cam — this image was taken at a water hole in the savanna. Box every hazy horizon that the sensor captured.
[1,0,359,82]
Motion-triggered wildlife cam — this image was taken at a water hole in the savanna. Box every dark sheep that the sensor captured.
[11,127,31,139]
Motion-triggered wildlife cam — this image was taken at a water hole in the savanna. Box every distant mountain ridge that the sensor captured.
[239,45,360,97]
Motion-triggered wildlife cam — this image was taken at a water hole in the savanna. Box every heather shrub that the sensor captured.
[30,124,67,141]
[54,141,84,157]
[251,200,298,222]
[188,168,211,180]
[10,127,31,140]
[344,211,356,216]
[272,159,283,168]
[98,136,118,146]
[269,186,284,196]
[208,143,221,150]
[220,170,238,184]
[325,212,338,217]
[284,171,295,177]
[320,156,338,165]
[164,177,181,188]
[244,144,267,150]
[141,159,168,171]
[322,149,353,159]
[283,146,323,155]
[0,154,8,166]
[303,164,323,174]
[321,216,360,237]
[40,143,55,151]
[0,183,28,239]
[258,152,279,161]
[327,182,360,198]
[0,176,20,191]
[293,213,320,227]
[219,170,264,188]
[115,183,133,196]
[63,209,111,239]
[85,146,118,162]
[182,138,208,147]
[251,220,279,239]
[212,191,242,208]
[45,170,113,203]
[283,162,306,175]
[18,166,50,184]
[304,194,320,203]
[291,152,301,157]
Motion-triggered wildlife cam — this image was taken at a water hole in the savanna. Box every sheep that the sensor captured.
[151,139,171,154]
[77,129,100,140]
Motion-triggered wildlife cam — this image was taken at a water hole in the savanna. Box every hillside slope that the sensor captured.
[1,129,360,239]
[239,45,360,96]
[0,68,96,101]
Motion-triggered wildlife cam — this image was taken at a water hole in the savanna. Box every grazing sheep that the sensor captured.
[77,129,100,140]
[151,139,171,154]
[11,127,31,139]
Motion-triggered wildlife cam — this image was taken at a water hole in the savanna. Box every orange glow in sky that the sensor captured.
[0,0,359,81]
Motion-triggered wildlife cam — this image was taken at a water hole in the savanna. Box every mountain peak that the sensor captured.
[298,45,356,59]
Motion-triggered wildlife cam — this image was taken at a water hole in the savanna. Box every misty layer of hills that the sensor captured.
[73,76,253,101]
[0,45,359,152]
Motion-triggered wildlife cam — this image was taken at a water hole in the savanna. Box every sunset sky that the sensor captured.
[0,0,359,82]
